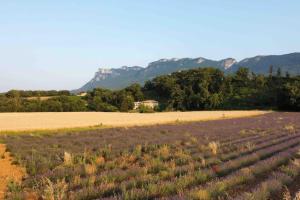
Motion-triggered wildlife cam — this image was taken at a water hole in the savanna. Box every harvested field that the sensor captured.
[0,111,268,132]
[1,112,300,199]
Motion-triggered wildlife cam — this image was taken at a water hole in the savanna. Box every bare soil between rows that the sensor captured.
[0,144,25,200]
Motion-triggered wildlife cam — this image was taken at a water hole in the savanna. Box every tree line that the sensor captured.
[5,90,70,97]
[144,67,300,111]
[0,93,86,112]
[0,85,144,112]
[0,67,299,112]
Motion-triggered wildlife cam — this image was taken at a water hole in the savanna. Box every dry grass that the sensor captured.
[0,111,269,132]
[208,141,219,155]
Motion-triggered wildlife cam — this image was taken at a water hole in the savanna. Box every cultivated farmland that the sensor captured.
[1,112,300,199]
[0,111,267,131]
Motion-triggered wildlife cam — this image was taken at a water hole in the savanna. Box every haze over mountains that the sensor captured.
[77,53,300,91]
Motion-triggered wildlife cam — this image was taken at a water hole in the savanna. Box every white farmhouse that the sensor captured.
[134,100,159,110]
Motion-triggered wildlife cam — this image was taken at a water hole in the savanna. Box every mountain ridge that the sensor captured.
[77,52,300,92]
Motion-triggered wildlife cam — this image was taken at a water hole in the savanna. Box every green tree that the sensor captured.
[278,80,300,110]
[57,96,86,111]
[119,95,134,112]
[41,100,63,112]
[276,67,282,77]
[125,83,144,101]
[22,100,41,112]
[90,96,118,112]
[170,85,185,110]
[5,90,21,112]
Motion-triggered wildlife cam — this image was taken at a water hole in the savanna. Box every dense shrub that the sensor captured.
[138,105,155,113]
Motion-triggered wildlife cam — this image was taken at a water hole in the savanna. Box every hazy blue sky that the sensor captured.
[1,1,299,92]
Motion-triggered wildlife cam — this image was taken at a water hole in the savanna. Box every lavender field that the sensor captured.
[2,112,300,199]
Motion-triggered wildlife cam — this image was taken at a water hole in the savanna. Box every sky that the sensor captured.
[0,0,300,92]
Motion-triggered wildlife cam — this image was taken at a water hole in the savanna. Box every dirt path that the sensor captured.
[0,144,25,200]
[0,111,269,132]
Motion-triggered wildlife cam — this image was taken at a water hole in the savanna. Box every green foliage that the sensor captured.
[138,104,155,113]
[1,68,300,112]
[6,90,70,97]
[118,92,134,112]
[145,68,226,110]
[278,79,300,110]
[125,83,144,101]
[0,90,83,112]
[144,67,300,111]
[86,85,136,112]
[5,180,24,200]
[41,100,63,112]
[92,100,118,112]
[55,96,87,112]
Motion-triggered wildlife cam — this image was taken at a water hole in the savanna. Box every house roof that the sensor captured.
[134,100,158,104]
[142,100,158,103]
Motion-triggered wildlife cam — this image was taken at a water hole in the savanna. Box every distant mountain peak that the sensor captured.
[120,66,143,71]
[75,53,300,92]
[220,58,237,69]
[97,68,112,73]
[228,52,300,74]
[196,57,206,64]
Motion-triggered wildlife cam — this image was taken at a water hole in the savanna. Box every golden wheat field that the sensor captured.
[0,111,269,131]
